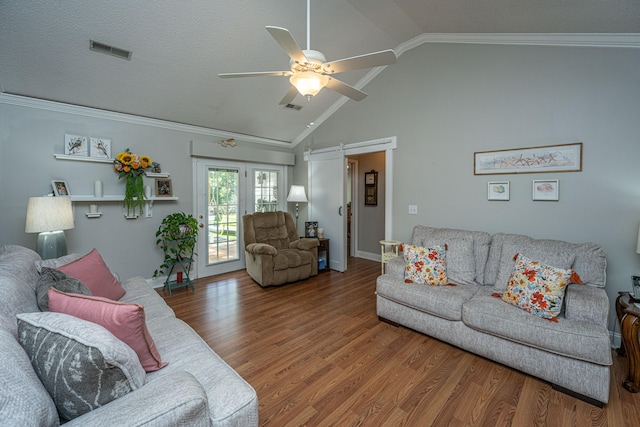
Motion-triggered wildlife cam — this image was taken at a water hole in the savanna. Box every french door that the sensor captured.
[194,159,285,278]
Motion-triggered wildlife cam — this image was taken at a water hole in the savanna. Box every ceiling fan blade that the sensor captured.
[266,26,308,64]
[325,77,367,101]
[322,49,397,74]
[279,86,300,105]
[218,71,292,78]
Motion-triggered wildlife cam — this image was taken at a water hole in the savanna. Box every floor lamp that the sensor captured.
[287,185,307,231]
[25,196,75,260]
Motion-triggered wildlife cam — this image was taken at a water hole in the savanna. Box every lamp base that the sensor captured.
[36,231,68,260]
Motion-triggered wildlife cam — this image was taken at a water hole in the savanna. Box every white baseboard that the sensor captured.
[355,250,380,262]
[146,276,166,289]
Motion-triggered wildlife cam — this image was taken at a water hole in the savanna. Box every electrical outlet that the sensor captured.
[408,205,418,215]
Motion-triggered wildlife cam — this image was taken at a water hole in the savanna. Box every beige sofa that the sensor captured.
[242,211,319,287]
[377,225,611,405]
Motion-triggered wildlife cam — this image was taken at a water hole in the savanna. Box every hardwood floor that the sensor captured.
[159,257,640,426]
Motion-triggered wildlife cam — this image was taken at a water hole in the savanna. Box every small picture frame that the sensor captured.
[488,181,510,201]
[89,137,111,159]
[52,180,70,196]
[155,178,173,197]
[65,134,88,156]
[532,179,559,201]
[305,221,318,238]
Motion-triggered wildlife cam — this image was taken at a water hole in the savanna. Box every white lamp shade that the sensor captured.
[25,197,75,233]
[290,71,329,98]
[287,185,308,203]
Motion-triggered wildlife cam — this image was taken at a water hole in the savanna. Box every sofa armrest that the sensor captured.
[65,371,209,427]
[245,243,277,256]
[564,284,609,327]
[290,238,320,251]
[384,256,405,278]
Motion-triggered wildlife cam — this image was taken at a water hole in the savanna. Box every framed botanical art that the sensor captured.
[474,142,582,175]
[532,179,559,201]
[90,137,112,159]
[488,181,509,201]
[64,134,88,156]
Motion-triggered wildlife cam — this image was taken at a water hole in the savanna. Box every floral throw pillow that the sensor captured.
[404,244,448,285]
[501,253,582,320]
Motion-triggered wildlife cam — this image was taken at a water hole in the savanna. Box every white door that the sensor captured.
[195,159,245,277]
[308,150,346,272]
[195,159,286,278]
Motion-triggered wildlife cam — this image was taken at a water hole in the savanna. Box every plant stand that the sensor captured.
[163,240,195,295]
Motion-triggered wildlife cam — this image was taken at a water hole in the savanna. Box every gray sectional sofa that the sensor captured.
[0,244,258,426]
[377,225,611,405]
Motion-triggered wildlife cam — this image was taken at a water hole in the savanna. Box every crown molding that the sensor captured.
[291,32,640,146]
[0,93,292,148]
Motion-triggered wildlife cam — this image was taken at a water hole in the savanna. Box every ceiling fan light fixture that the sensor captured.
[290,71,329,100]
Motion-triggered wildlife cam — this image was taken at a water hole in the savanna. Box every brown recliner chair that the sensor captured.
[242,211,319,287]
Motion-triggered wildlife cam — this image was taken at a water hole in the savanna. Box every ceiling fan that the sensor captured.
[218,0,397,104]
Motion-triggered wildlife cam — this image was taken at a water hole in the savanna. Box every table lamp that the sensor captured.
[25,196,75,259]
[287,185,307,230]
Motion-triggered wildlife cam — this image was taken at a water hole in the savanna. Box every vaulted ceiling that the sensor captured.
[1,1,638,146]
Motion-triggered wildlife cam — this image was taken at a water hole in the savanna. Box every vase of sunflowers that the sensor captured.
[113,149,152,217]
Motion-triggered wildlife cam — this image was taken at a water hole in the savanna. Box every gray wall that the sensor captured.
[349,152,385,255]
[295,42,640,333]
[0,100,292,280]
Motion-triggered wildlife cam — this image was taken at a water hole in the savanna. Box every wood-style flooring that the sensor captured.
[159,257,640,426]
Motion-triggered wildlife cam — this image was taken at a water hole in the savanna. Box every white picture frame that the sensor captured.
[64,134,88,156]
[51,180,71,196]
[89,137,111,159]
[488,181,510,201]
[532,179,559,201]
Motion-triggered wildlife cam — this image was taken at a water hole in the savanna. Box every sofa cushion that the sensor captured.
[17,312,146,422]
[56,248,126,300]
[485,233,606,287]
[403,244,448,285]
[36,267,92,311]
[377,273,479,321]
[462,287,611,366]
[0,245,42,290]
[0,328,59,426]
[35,252,82,273]
[422,236,475,285]
[493,242,576,292]
[48,289,168,372]
[0,271,40,337]
[411,226,491,285]
[501,254,581,320]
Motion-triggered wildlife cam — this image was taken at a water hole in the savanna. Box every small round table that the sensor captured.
[616,291,640,393]
[380,240,402,274]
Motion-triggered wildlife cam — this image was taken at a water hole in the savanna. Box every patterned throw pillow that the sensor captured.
[501,253,582,320]
[404,244,448,285]
[16,312,145,422]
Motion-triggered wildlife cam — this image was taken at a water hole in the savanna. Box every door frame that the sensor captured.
[304,136,397,269]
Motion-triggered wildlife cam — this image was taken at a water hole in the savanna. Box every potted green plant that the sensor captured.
[154,212,199,278]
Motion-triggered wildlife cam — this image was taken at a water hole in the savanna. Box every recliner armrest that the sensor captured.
[245,243,277,256]
[564,284,609,327]
[290,238,320,251]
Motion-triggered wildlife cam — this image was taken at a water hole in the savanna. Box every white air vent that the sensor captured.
[283,103,302,111]
[90,40,132,60]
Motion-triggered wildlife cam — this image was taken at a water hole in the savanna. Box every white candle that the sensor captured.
[94,180,103,197]
[145,185,152,198]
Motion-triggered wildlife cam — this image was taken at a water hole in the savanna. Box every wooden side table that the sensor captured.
[317,238,330,273]
[616,291,640,392]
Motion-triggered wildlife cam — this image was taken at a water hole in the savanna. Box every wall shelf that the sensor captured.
[54,154,113,164]
[71,195,178,218]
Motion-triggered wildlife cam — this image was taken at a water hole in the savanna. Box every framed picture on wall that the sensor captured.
[64,134,88,156]
[488,181,510,201]
[532,179,559,201]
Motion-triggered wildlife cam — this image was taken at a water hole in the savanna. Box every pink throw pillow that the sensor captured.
[56,249,125,300]
[48,289,168,372]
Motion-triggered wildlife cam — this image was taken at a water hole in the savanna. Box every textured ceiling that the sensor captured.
[1,1,638,145]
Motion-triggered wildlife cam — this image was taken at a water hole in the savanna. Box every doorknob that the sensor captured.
[338,206,343,216]
[199,214,203,219]
[199,223,204,228]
